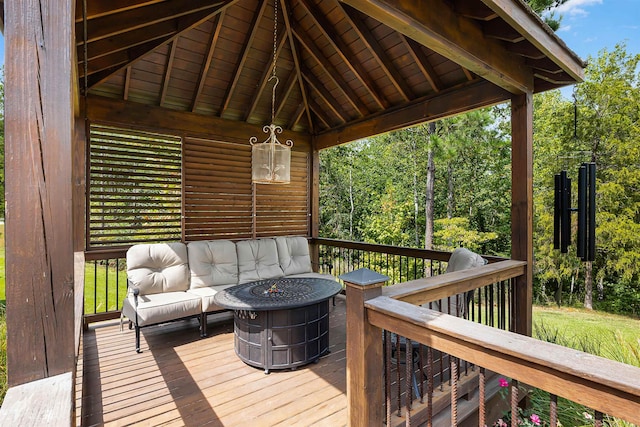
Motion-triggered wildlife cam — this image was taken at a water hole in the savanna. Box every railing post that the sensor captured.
[340,268,389,427]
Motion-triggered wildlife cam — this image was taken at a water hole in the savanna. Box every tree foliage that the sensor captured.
[319,44,640,316]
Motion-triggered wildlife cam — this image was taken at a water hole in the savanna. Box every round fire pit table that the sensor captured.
[213,277,342,373]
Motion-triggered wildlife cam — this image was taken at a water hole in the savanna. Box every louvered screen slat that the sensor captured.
[88,124,182,248]
[184,137,310,241]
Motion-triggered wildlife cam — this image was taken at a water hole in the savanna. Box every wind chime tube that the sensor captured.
[587,162,596,261]
[577,165,587,260]
[561,171,571,254]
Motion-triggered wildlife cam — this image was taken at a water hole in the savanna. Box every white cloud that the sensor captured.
[553,0,603,17]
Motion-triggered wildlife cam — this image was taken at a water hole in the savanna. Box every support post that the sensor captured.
[340,268,389,426]
[5,0,77,385]
[510,92,534,336]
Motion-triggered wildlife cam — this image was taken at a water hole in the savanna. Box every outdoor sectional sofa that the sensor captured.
[122,236,336,352]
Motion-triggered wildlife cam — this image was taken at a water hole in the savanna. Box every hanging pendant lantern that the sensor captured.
[250,0,292,184]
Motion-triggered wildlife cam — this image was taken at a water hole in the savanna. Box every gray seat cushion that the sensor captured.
[122,291,202,327]
[187,285,236,313]
[237,239,284,284]
[126,242,190,295]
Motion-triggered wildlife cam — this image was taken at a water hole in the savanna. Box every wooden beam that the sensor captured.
[75,0,165,22]
[77,0,228,44]
[341,4,415,101]
[85,2,240,88]
[510,92,533,336]
[281,0,314,132]
[219,0,268,116]
[274,70,298,120]
[342,0,534,93]
[86,95,311,148]
[192,12,224,112]
[299,0,388,109]
[401,35,442,93]
[159,40,178,107]
[315,80,510,149]
[301,64,349,124]
[5,0,76,385]
[481,0,584,82]
[292,23,368,117]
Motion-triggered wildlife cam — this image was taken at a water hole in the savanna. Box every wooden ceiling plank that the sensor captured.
[341,4,414,102]
[160,40,178,107]
[244,30,287,121]
[299,0,388,109]
[292,24,367,117]
[301,65,349,124]
[219,0,268,117]
[75,0,166,22]
[79,19,177,62]
[342,0,534,93]
[281,0,314,132]
[85,3,239,88]
[79,0,230,44]
[401,35,442,93]
[315,80,511,149]
[481,0,584,82]
[192,12,225,112]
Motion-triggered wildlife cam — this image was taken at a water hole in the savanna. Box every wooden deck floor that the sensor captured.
[76,297,349,427]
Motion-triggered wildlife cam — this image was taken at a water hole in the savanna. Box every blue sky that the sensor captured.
[0,1,637,78]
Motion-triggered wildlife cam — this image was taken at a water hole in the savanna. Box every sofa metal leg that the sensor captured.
[201,313,207,337]
[135,325,142,353]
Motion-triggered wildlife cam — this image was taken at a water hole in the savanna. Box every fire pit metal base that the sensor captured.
[213,278,342,374]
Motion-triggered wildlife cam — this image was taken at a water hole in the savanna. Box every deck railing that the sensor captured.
[345,261,640,426]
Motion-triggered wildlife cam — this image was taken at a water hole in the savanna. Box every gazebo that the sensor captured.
[3,0,639,425]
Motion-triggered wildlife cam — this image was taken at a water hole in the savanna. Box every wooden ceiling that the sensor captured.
[77,0,585,141]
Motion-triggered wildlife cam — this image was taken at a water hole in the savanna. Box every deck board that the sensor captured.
[77,296,349,427]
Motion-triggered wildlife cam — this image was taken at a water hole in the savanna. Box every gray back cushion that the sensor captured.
[237,239,284,284]
[445,247,487,273]
[126,243,190,295]
[276,236,313,276]
[187,240,238,289]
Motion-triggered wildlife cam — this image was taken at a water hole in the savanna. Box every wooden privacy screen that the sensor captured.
[88,124,182,248]
[183,136,310,241]
[87,124,310,249]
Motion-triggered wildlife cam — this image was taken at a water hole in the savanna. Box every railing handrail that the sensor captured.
[382,259,526,305]
[312,237,507,263]
[364,295,640,425]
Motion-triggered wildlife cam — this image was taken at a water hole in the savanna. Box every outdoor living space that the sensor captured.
[4,1,640,426]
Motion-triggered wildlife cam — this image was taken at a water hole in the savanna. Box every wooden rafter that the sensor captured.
[314,80,510,148]
[308,98,332,129]
[193,12,225,112]
[77,0,228,44]
[342,0,534,93]
[84,4,236,88]
[219,0,268,117]
[75,0,166,22]
[452,0,498,21]
[401,35,442,93]
[298,0,387,109]
[244,29,287,122]
[301,64,349,124]
[292,24,368,117]
[341,4,414,102]
[123,66,132,100]
[281,0,313,132]
[274,70,298,120]
[160,40,178,107]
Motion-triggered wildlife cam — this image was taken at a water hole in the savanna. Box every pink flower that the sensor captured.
[499,377,509,388]
[529,414,541,425]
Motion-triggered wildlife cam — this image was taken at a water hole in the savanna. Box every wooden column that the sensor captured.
[5,0,76,385]
[309,139,321,269]
[510,92,534,336]
[342,269,388,426]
